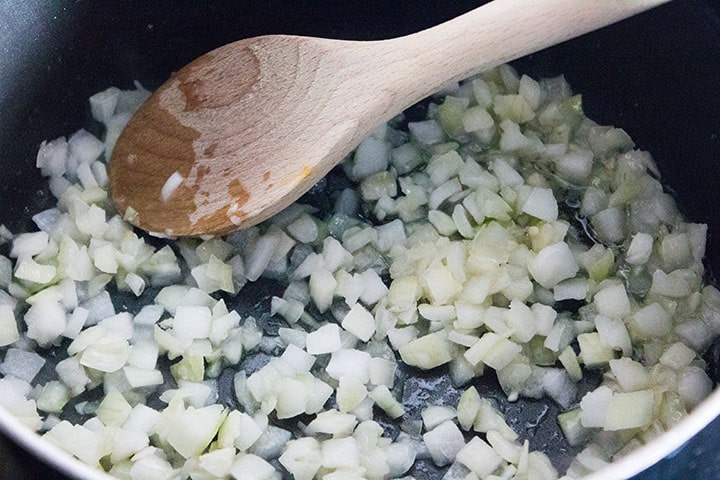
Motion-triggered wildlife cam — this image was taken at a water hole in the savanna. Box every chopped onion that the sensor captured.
[0,304,19,346]
[423,419,465,466]
[1,65,717,480]
[0,348,46,382]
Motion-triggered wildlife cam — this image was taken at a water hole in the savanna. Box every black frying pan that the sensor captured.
[1,1,719,478]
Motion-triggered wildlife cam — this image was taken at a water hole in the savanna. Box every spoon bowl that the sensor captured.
[108,0,672,237]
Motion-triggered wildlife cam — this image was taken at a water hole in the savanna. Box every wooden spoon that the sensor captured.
[108,0,671,237]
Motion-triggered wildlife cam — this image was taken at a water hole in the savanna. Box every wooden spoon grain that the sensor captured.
[108,0,671,237]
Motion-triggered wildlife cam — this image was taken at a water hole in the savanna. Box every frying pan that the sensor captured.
[1,1,719,479]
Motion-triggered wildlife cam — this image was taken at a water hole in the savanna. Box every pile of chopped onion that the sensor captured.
[1,65,719,480]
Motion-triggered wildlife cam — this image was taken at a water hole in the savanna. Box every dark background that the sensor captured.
[1,1,719,479]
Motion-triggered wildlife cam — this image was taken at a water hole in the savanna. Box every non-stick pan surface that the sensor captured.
[1,1,719,479]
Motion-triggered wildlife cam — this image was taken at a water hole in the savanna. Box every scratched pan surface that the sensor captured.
[1,1,720,479]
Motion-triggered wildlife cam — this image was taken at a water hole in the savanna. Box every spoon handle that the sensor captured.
[374,0,673,105]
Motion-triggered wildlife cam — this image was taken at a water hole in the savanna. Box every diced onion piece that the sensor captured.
[198,447,235,478]
[279,438,322,480]
[658,342,696,370]
[487,429,522,464]
[173,305,212,340]
[124,366,163,388]
[89,86,120,123]
[473,399,518,440]
[15,258,56,284]
[555,149,593,184]
[244,232,280,282]
[55,357,90,396]
[11,231,49,260]
[96,389,132,427]
[554,278,588,302]
[286,214,319,244]
[0,304,19,346]
[368,385,404,419]
[36,138,69,178]
[604,390,654,431]
[0,348,46,383]
[44,421,111,467]
[528,242,579,289]
[321,436,361,470]
[367,357,396,388]
[229,410,264,451]
[559,347,582,382]
[593,284,631,320]
[455,436,503,478]
[280,344,315,373]
[361,171,397,201]
[590,207,626,244]
[464,332,521,370]
[557,409,590,447]
[421,405,457,431]
[399,331,453,370]
[191,256,235,294]
[463,106,494,132]
[326,349,371,383]
[305,409,357,436]
[229,453,278,480]
[629,302,672,339]
[336,376,368,413]
[577,332,614,368]
[422,420,465,466]
[305,323,342,355]
[358,269,389,306]
[341,303,376,342]
[678,366,713,410]
[609,358,650,392]
[648,269,692,298]
[594,315,632,356]
[79,335,130,373]
[626,232,654,265]
[408,119,445,146]
[579,386,613,428]
[457,386,482,431]
[68,129,104,164]
[351,136,389,181]
[309,267,336,313]
[167,404,226,459]
[521,187,558,221]
[24,300,66,348]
